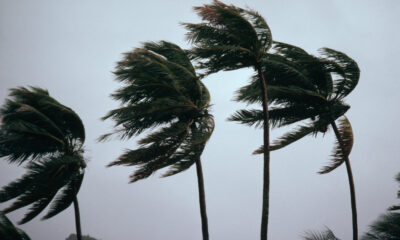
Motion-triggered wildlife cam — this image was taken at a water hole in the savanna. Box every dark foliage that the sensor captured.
[0,87,86,224]
[101,41,214,182]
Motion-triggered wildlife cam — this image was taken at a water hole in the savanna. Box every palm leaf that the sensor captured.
[42,173,84,220]
[319,48,360,100]
[303,228,340,240]
[319,116,353,174]
[0,155,84,223]
[254,120,325,154]
[0,213,31,240]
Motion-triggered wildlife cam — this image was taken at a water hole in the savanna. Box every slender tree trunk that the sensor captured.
[257,65,271,240]
[195,159,209,240]
[73,196,82,240]
[331,121,358,240]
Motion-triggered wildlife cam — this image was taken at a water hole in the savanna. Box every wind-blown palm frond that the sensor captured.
[362,213,400,240]
[102,41,214,182]
[388,173,400,211]
[361,173,400,240]
[303,228,340,240]
[319,48,360,100]
[362,172,400,239]
[319,117,353,174]
[253,120,324,154]
[0,213,30,240]
[0,154,85,224]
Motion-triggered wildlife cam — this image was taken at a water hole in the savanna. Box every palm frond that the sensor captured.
[268,120,325,152]
[0,154,85,223]
[388,172,400,211]
[361,213,400,240]
[0,213,31,240]
[42,173,84,220]
[229,105,320,130]
[228,109,264,128]
[319,116,353,174]
[303,228,340,240]
[319,48,360,100]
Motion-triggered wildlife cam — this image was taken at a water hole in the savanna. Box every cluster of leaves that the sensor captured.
[361,173,400,239]
[101,41,214,182]
[303,228,340,240]
[183,0,272,76]
[0,87,86,224]
[229,42,359,174]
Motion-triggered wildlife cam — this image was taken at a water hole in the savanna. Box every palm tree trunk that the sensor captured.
[195,159,209,240]
[73,196,82,240]
[331,121,358,240]
[257,65,271,240]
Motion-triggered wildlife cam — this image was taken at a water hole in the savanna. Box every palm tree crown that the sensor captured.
[0,87,86,224]
[101,41,214,181]
[184,0,272,74]
[231,42,360,171]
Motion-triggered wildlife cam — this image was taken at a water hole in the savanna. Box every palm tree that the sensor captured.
[0,212,31,240]
[230,42,360,240]
[0,87,86,240]
[100,41,214,240]
[183,1,276,238]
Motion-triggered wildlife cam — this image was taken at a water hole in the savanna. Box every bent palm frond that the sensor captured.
[0,213,31,240]
[319,116,353,174]
[0,155,85,224]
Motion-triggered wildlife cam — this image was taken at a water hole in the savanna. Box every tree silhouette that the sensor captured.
[230,43,360,240]
[101,41,214,240]
[0,87,87,240]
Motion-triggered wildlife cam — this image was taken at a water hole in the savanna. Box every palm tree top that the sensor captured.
[230,44,359,173]
[0,86,85,163]
[231,44,360,131]
[101,41,214,182]
[183,0,272,75]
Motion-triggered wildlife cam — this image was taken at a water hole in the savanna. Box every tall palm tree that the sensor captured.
[0,87,86,240]
[184,1,276,238]
[230,43,360,240]
[0,212,31,240]
[100,41,214,240]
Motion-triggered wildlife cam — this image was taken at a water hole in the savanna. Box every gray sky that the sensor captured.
[1,0,399,239]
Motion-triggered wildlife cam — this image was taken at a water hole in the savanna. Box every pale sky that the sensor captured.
[1,1,399,239]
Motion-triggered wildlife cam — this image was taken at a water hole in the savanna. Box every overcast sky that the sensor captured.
[1,0,399,240]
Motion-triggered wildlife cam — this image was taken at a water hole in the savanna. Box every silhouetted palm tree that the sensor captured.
[101,41,214,240]
[230,43,360,240]
[0,87,86,240]
[184,1,277,238]
[0,213,30,240]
